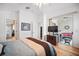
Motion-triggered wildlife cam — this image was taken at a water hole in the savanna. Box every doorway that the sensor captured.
[40,26,42,39]
[6,20,16,41]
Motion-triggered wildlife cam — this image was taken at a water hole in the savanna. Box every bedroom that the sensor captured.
[0,3,79,56]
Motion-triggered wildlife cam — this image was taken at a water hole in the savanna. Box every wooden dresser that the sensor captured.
[46,35,57,45]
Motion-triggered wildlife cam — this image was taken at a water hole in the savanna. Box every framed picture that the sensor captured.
[21,22,30,31]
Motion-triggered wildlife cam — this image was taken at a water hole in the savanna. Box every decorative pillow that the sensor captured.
[0,44,3,55]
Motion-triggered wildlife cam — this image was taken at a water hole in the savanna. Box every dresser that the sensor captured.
[46,35,57,45]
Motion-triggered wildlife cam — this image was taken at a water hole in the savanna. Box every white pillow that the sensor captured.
[0,44,3,54]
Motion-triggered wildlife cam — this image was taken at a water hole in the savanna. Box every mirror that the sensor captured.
[49,14,73,46]
[64,25,70,30]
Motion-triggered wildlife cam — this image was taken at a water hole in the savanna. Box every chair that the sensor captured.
[61,33,73,44]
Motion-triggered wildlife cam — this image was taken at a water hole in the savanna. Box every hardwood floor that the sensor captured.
[7,36,16,41]
[53,43,79,56]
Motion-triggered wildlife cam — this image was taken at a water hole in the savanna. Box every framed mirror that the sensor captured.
[64,25,70,30]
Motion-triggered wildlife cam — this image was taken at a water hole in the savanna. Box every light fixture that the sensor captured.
[34,3,47,8]
[35,3,42,8]
[25,6,30,9]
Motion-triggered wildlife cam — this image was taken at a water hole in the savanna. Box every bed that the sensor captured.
[0,37,57,56]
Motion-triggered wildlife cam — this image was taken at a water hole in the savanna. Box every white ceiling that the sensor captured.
[0,3,38,11]
[41,3,79,12]
[0,3,79,17]
[0,3,79,11]
[41,3,79,18]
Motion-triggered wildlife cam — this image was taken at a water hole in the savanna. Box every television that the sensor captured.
[48,26,58,32]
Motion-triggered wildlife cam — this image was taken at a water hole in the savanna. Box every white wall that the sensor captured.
[0,11,6,42]
[0,11,18,42]
[19,10,42,40]
[73,13,79,48]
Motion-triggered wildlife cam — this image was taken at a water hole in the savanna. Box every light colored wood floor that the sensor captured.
[53,43,79,56]
[7,36,16,41]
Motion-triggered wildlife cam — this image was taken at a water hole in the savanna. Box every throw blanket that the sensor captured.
[24,37,51,56]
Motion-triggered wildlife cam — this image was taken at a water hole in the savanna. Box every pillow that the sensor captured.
[0,44,3,54]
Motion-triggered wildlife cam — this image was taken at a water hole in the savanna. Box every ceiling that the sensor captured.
[0,3,79,11]
[0,3,79,18]
[0,3,38,11]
